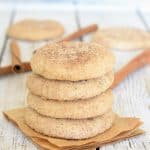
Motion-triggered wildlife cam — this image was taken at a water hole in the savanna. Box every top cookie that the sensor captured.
[31,42,115,81]
[7,19,64,41]
[92,27,150,50]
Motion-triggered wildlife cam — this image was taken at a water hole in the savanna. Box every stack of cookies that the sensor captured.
[25,42,115,140]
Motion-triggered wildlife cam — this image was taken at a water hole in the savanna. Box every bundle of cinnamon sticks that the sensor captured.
[0,23,150,89]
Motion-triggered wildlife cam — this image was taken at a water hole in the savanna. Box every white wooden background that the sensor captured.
[0,2,150,150]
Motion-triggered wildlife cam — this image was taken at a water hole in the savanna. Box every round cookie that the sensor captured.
[31,42,115,81]
[25,108,115,139]
[7,19,64,41]
[92,27,150,50]
[27,90,113,119]
[27,71,114,101]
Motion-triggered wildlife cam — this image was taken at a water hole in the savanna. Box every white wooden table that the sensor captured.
[0,2,150,150]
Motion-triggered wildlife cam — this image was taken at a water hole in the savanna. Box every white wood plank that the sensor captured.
[112,66,150,150]
[137,0,150,12]
[75,0,140,12]
[78,9,145,29]
[0,6,78,150]
[0,9,13,58]
[139,11,150,30]
[78,9,150,150]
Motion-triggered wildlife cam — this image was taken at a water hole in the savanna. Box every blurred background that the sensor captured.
[0,0,150,11]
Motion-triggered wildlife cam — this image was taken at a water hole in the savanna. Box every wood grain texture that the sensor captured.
[78,7,150,150]
[138,10,150,30]
[0,9,14,64]
[0,5,150,150]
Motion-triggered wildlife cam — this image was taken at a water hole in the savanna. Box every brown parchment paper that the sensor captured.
[3,107,144,150]
[32,129,144,150]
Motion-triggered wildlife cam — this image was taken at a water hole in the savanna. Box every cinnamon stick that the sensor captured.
[10,40,23,73]
[60,24,98,42]
[111,50,150,88]
[23,62,31,71]
[0,62,31,76]
[0,65,12,75]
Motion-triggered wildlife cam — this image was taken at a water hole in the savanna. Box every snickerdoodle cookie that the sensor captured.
[27,71,114,101]
[92,27,150,50]
[31,42,115,81]
[27,89,113,119]
[25,108,115,139]
[7,19,64,41]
